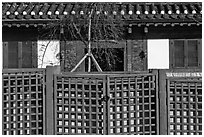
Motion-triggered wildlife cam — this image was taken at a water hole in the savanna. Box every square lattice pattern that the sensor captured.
[55,76,105,135]
[168,80,202,135]
[108,75,157,135]
[2,70,45,135]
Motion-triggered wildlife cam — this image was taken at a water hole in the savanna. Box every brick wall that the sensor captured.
[127,40,147,71]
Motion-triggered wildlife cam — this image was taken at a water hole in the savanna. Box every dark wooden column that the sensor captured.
[45,66,61,135]
[3,42,8,68]
[158,69,168,134]
[31,41,38,68]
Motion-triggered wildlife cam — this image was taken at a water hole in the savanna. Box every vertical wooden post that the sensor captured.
[169,40,174,69]
[152,70,160,134]
[18,42,23,68]
[142,40,147,71]
[198,39,202,69]
[45,66,60,135]
[60,41,65,72]
[105,76,110,135]
[32,41,38,68]
[3,42,8,68]
[158,69,168,135]
[124,41,127,71]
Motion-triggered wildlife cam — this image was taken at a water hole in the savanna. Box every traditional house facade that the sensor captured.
[3,2,202,71]
[2,2,202,135]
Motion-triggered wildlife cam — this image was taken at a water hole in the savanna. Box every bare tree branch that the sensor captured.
[72,22,88,47]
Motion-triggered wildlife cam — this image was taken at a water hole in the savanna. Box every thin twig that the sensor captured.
[72,22,88,47]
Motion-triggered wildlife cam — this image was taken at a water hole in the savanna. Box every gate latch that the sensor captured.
[101,95,110,102]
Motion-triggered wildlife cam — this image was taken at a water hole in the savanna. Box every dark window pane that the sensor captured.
[6,41,35,68]
[187,40,198,67]
[85,48,124,71]
[22,41,32,68]
[8,42,18,68]
[174,41,184,67]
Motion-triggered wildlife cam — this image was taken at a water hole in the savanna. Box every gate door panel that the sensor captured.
[107,74,158,135]
[2,69,45,135]
[167,79,202,135]
[54,74,106,135]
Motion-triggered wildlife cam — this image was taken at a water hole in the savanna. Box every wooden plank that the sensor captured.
[68,77,71,134]
[21,72,25,134]
[127,78,131,134]
[148,76,152,134]
[28,72,32,134]
[158,70,168,135]
[135,77,138,135]
[61,78,65,135]
[95,79,99,134]
[169,40,174,69]
[180,82,184,135]
[81,78,85,134]
[124,41,127,71]
[152,70,160,135]
[8,74,11,134]
[18,42,23,68]
[60,41,65,72]
[74,78,78,134]
[88,78,92,134]
[22,41,32,68]
[106,77,110,135]
[142,40,147,71]
[35,72,40,134]
[8,41,18,68]
[2,68,45,73]
[121,78,125,134]
[3,42,8,68]
[198,39,202,69]
[45,66,61,135]
[184,40,188,68]
[42,70,46,135]
[32,41,38,68]
[141,76,145,134]
[166,79,170,135]
[195,82,199,134]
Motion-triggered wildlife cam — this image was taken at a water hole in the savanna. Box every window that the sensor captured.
[84,41,125,72]
[187,40,199,67]
[174,41,185,67]
[85,48,124,71]
[61,41,126,72]
[170,39,201,69]
[3,41,37,68]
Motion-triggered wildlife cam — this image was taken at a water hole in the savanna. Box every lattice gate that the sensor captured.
[54,74,107,135]
[3,67,202,135]
[167,78,202,135]
[2,69,45,135]
[107,74,158,135]
[53,72,158,135]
